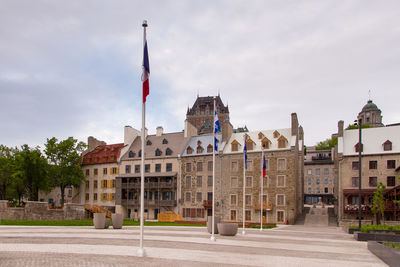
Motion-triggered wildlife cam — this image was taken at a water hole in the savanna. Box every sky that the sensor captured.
[1,0,400,149]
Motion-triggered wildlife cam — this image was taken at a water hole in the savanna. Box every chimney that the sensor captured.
[338,120,344,137]
[124,125,140,145]
[156,126,163,136]
[291,113,299,136]
[87,136,106,151]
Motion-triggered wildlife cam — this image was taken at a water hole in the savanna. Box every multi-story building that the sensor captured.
[304,147,335,204]
[337,121,400,221]
[115,127,188,219]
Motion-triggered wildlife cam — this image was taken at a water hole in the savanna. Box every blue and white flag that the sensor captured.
[214,109,221,151]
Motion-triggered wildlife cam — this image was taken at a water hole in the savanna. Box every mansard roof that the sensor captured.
[186,95,229,116]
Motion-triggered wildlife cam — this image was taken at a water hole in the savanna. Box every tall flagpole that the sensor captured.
[260,149,264,232]
[137,20,147,257]
[211,97,216,241]
[242,135,246,235]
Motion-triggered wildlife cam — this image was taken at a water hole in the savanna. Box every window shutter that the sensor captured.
[201,209,204,218]
[116,168,119,174]
[110,168,112,174]
[182,208,185,218]
[190,208,196,218]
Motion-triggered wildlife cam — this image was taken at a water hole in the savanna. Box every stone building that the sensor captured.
[115,127,188,219]
[357,99,384,127]
[337,121,400,221]
[304,147,335,204]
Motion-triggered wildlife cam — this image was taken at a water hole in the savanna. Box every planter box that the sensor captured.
[356,232,400,242]
[368,241,400,267]
[207,216,220,234]
[93,213,106,229]
[348,228,359,234]
[112,213,123,229]
[217,223,238,236]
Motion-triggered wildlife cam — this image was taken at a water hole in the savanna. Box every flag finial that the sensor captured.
[142,20,148,27]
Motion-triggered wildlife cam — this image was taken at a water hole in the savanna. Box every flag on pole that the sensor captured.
[244,135,247,169]
[262,153,266,178]
[142,32,150,103]
[214,109,221,151]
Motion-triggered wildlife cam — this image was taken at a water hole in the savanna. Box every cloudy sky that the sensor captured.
[1,0,399,149]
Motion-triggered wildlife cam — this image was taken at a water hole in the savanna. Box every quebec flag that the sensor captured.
[214,109,221,151]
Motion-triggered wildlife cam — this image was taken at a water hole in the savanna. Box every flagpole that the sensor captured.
[260,149,264,232]
[211,97,216,241]
[137,20,147,258]
[242,135,246,235]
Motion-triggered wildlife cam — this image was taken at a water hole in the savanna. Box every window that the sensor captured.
[387,176,396,187]
[85,180,89,189]
[277,211,285,223]
[102,193,107,201]
[125,165,131,174]
[85,169,89,176]
[324,178,329,184]
[94,168,98,176]
[369,161,378,169]
[316,178,320,185]
[308,178,311,185]
[166,163,172,172]
[93,193,97,201]
[185,176,191,189]
[315,169,320,175]
[230,195,237,205]
[186,146,193,154]
[196,146,203,154]
[111,167,118,174]
[128,151,134,158]
[207,176,213,186]
[186,163,191,172]
[262,138,270,149]
[277,175,285,187]
[155,149,162,156]
[162,139,168,144]
[307,169,312,175]
[231,161,238,172]
[387,160,396,169]
[85,193,89,201]
[196,176,202,187]
[94,180,98,189]
[165,148,172,156]
[308,187,312,194]
[324,168,329,175]
[316,188,320,194]
[112,180,116,188]
[352,177,360,187]
[277,159,286,170]
[247,140,253,151]
[278,136,286,148]
[231,141,239,152]
[207,145,213,153]
[146,140,152,146]
[245,195,251,206]
[185,192,191,202]
[111,193,115,201]
[196,192,202,202]
[145,164,150,173]
[324,187,328,193]
[247,160,253,171]
[135,165,140,173]
[208,161,213,171]
[138,150,142,157]
[151,163,159,172]
[383,140,392,151]
[355,143,363,152]
[369,177,377,187]
[352,161,359,170]
[196,208,203,218]
[103,168,107,175]
[273,130,280,138]
[231,177,238,188]
[230,210,237,221]
[276,195,285,206]
[245,210,251,221]
[197,162,203,171]
[101,180,107,188]
[246,176,253,187]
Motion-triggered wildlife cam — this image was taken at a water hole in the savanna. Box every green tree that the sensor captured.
[44,137,86,206]
[315,136,338,150]
[345,124,373,130]
[13,145,51,201]
[371,182,386,225]
[0,145,14,200]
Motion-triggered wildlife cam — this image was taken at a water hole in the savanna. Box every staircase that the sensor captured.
[304,206,329,226]
[84,204,112,218]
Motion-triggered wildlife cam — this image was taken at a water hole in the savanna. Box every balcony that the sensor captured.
[254,202,272,211]
[203,200,212,208]
[120,181,177,189]
[121,199,177,207]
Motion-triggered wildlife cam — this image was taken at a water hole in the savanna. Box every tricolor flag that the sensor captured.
[262,153,266,178]
[244,135,247,169]
[214,109,221,151]
[142,33,150,103]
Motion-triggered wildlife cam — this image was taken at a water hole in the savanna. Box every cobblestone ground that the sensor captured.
[0,225,387,266]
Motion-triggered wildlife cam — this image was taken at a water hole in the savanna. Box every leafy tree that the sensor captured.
[371,182,386,225]
[0,145,14,200]
[345,124,373,130]
[44,137,86,206]
[315,136,338,150]
[13,145,51,201]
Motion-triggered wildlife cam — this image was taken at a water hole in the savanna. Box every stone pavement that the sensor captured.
[0,224,387,266]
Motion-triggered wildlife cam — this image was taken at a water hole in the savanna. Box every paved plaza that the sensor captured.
[0,224,386,266]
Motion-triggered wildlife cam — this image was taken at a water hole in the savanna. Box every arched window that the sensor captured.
[207,144,213,153]
[247,139,254,151]
[355,143,363,153]
[197,146,203,154]
[146,140,152,146]
[187,146,193,155]
[162,139,168,144]
[128,151,134,158]
[262,138,270,149]
[155,149,162,156]
[278,136,287,148]
[383,140,392,151]
[231,140,239,152]
[165,148,172,156]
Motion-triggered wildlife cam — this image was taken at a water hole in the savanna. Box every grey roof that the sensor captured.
[120,131,188,160]
[181,133,225,157]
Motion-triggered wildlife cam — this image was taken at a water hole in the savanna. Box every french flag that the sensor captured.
[262,153,266,178]
[142,34,150,103]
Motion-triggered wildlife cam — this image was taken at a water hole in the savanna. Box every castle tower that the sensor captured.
[357,99,383,127]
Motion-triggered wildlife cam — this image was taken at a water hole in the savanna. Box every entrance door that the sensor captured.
[207,208,212,216]
[154,209,159,220]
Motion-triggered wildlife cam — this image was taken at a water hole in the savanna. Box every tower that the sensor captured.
[357,99,383,127]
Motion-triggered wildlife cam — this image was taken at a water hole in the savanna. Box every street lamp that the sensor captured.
[354,119,362,230]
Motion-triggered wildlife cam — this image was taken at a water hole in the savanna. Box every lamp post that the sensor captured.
[355,119,362,230]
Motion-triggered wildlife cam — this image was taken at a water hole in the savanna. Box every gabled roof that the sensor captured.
[82,143,125,165]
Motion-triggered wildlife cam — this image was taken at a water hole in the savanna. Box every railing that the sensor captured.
[84,204,112,218]
[203,200,212,208]
[120,181,177,189]
[121,199,177,207]
[254,202,272,211]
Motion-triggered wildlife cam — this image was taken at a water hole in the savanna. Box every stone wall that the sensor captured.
[0,200,87,220]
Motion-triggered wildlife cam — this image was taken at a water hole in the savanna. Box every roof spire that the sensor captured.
[368,89,372,101]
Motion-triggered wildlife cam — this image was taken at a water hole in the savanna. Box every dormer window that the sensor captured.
[155,148,162,156]
[273,130,280,138]
[162,139,168,144]
[146,140,152,146]
[207,144,213,153]
[262,138,270,149]
[165,148,172,156]
[383,140,392,151]
[197,146,204,154]
[278,136,287,148]
[247,139,254,151]
[258,132,264,139]
[231,140,239,152]
[355,143,363,153]
[187,146,193,155]
[197,140,202,146]
[128,151,134,158]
